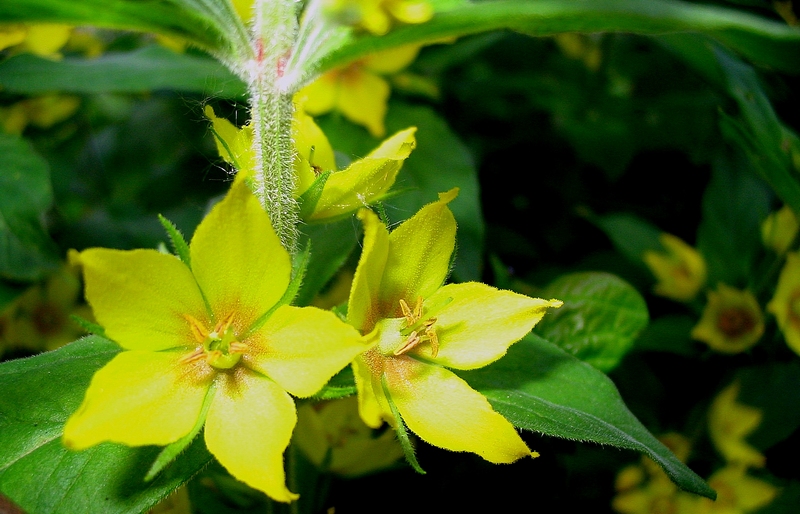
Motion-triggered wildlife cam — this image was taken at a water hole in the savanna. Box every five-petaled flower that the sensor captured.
[691,284,764,354]
[643,233,707,302]
[767,251,800,357]
[63,182,366,502]
[347,189,562,463]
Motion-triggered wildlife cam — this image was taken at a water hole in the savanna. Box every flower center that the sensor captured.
[716,307,756,339]
[182,313,247,369]
[394,297,439,357]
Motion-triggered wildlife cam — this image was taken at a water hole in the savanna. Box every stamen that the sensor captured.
[179,348,205,364]
[394,331,421,355]
[184,314,209,344]
[229,341,248,354]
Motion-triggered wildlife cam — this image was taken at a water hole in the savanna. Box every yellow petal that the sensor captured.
[77,248,206,351]
[204,106,255,176]
[643,233,706,302]
[379,189,458,311]
[352,354,385,428]
[386,356,533,463]
[204,369,298,503]
[309,127,416,221]
[429,282,562,369]
[0,25,27,51]
[297,73,338,116]
[767,252,800,356]
[293,108,337,195]
[708,381,765,467]
[337,69,390,137]
[362,44,423,74]
[63,351,210,449]
[245,305,366,397]
[22,24,72,57]
[190,182,291,329]
[348,209,390,332]
[386,0,433,25]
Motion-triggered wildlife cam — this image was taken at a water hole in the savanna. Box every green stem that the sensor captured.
[249,0,300,253]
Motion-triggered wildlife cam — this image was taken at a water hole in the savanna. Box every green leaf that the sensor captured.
[0,336,213,514]
[535,272,649,372]
[696,150,771,287]
[0,133,60,281]
[294,218,359,308]
[587,211,664,266]
[0,0,250,65]
[294,0,800,88]
[0,46,247,98]
[458,334,716,499]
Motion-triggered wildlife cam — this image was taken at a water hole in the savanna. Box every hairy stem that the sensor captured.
[248,0,300,252]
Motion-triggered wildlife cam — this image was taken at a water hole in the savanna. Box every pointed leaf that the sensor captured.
[0,336,212,514]
[0,47,246,98]
[458,334,716,499]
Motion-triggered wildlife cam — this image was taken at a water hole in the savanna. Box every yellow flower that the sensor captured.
[347,190,562,463]
[761,205,799,254]
[691,284,764,354]
[643,233,707,301]
[0,95,81,135]
[767,252,800,356]
[0,23,72,58]
[324,0,433,35]
[205,105,416,221]
[708,381,765,468]
[686,466,778,514]
[63,182,366,502]
[297,44,422,137]
[294,396,404,477]
[1,263,90,355]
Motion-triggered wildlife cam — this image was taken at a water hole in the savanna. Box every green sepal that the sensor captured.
[158,214,191,268]
[145,384,216,482]
[381,375,425,475]
[298,171,332,220]
[69,314,106,337]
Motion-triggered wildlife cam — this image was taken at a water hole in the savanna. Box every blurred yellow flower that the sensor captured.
[297,44,422,137]
[691,284,764,354]
[294,396,404,477]
[324,0,433,35]
[708,381,765,468]
[767,252,800,356]
[0,264,90,358]
[0,23,72,58]
[761,205,799,254]
[686,466,778,514]
[0,95,81,135]
[612,433,694,514]
[643,233,707,302]
[148,486,191,514]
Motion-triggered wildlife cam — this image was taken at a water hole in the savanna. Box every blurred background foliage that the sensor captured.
[2,0,800,512]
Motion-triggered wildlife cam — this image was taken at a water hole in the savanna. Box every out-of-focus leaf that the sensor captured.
[293,0,800,90]
[737,361,800,451]
[0,336,212,514]
[634,314,697,356]
[459,334,715,499]
[0,0,250,66]
[0,47,246,98]
[0,134,60,281]
[587,211,664,265]
[697,150,771,287]
[295,218,359,307]
[535,272,649,372]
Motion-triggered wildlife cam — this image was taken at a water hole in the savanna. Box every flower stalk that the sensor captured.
[248,0,300,252]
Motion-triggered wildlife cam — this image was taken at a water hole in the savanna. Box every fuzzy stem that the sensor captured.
[248,0,300,253]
